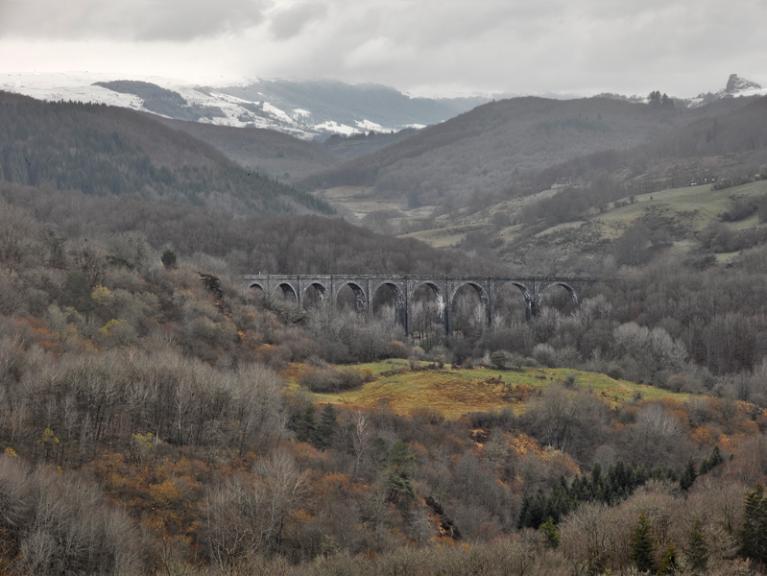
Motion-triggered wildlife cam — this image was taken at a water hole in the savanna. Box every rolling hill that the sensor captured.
[156,117,339,183]
[0,91,331,215]
[300,91,767,272]
[303,93,757,211]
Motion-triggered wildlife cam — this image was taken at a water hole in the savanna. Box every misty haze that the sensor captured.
[1,1,767,575]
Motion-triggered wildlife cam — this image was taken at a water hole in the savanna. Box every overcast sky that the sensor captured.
[0,0,764,97]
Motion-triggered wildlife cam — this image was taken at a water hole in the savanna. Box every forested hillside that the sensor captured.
[156,117,339,183]
[303,95,755,207]
[0,92,330,214]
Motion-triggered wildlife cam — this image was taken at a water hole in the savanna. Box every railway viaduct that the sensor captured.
[245,274,600,336]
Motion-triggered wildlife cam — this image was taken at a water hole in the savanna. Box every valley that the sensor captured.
[1,68,767,575]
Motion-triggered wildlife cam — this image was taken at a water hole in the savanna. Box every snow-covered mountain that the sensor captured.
[0,73,486,140]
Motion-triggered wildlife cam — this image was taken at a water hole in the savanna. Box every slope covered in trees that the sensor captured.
[0,92,330,214]
[302,95,755,208]
[156,117,339,183]
[0,183,493,276]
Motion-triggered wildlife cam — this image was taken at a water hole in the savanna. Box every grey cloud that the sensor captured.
[0,0,267,40]
[0,0,766,97]
[269,2,327,40]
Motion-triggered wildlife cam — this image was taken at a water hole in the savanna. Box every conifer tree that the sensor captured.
[540,517,560,548]
[679,460,697,492]
[631,512,656,574]
[686,519,708,574]
[740,486,767,563]
[700,446,723,475]
[315,404,338,449]
[658,543,678,575]
[161,248,177,270]
[288,405,317,444]
[385,441,416,508]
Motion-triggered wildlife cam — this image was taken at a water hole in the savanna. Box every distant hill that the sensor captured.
[398,97,767,271]
[303,94,759,208]
[322,129,419,162]
[156,117,338,183]
[0,91,331,215]
[0,73,487,139]
[302,96,686,205]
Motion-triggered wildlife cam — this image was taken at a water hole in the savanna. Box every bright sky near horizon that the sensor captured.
[0,0,764,96]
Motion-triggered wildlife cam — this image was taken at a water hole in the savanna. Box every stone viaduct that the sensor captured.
[245,274,599,336]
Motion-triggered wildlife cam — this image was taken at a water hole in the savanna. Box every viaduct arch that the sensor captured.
[245,275,593,336]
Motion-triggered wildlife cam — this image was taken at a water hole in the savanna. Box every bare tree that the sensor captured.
[352,410,369,480]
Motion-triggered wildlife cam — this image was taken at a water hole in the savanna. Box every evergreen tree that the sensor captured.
[288,405,317,444]
[679,460,697,492]
[631,513,656,574]
[517,494,530,529]
[686,519,708,574]
[699,446,723,474]
[740,486,767,563]
[385,441,417,508]
[161,248,177,270]
[540,517,560,548]
[658,543,678,575]
[315,404,338,449]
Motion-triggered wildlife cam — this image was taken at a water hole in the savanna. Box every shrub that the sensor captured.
[489,350,520,370]
[299,367,371,393]
[532,343,557,367]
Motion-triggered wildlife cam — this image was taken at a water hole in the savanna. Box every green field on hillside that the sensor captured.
[316,180,767,267]
[595,180,767,237]
[286,359,692,419]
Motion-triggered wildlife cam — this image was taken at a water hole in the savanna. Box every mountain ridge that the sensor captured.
[0,73,487,139]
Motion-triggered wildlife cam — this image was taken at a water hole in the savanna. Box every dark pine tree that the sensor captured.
[658,543,678,575]
[315,404,338,450]
[631,513,656,574]
[739,486,767,563]
[540,517,560,549]
[686,519,708,574]
[161,248,177,270]
[679,460,697,492]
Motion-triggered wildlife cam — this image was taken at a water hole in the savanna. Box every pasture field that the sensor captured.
[284,359,692,419]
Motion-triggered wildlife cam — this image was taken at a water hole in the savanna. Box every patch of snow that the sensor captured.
[355,119,388,133]
[0,72,144,109]
[262,101,296,125]
[208,91,261,106]
[734,86,767,98]
[314,120,358,136]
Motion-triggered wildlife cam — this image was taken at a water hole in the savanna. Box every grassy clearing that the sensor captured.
[284,359,691,419]
[596,181,767,233]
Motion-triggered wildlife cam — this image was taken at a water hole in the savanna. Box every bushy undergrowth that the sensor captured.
[0,456,148,576]
[299,366,372,393]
